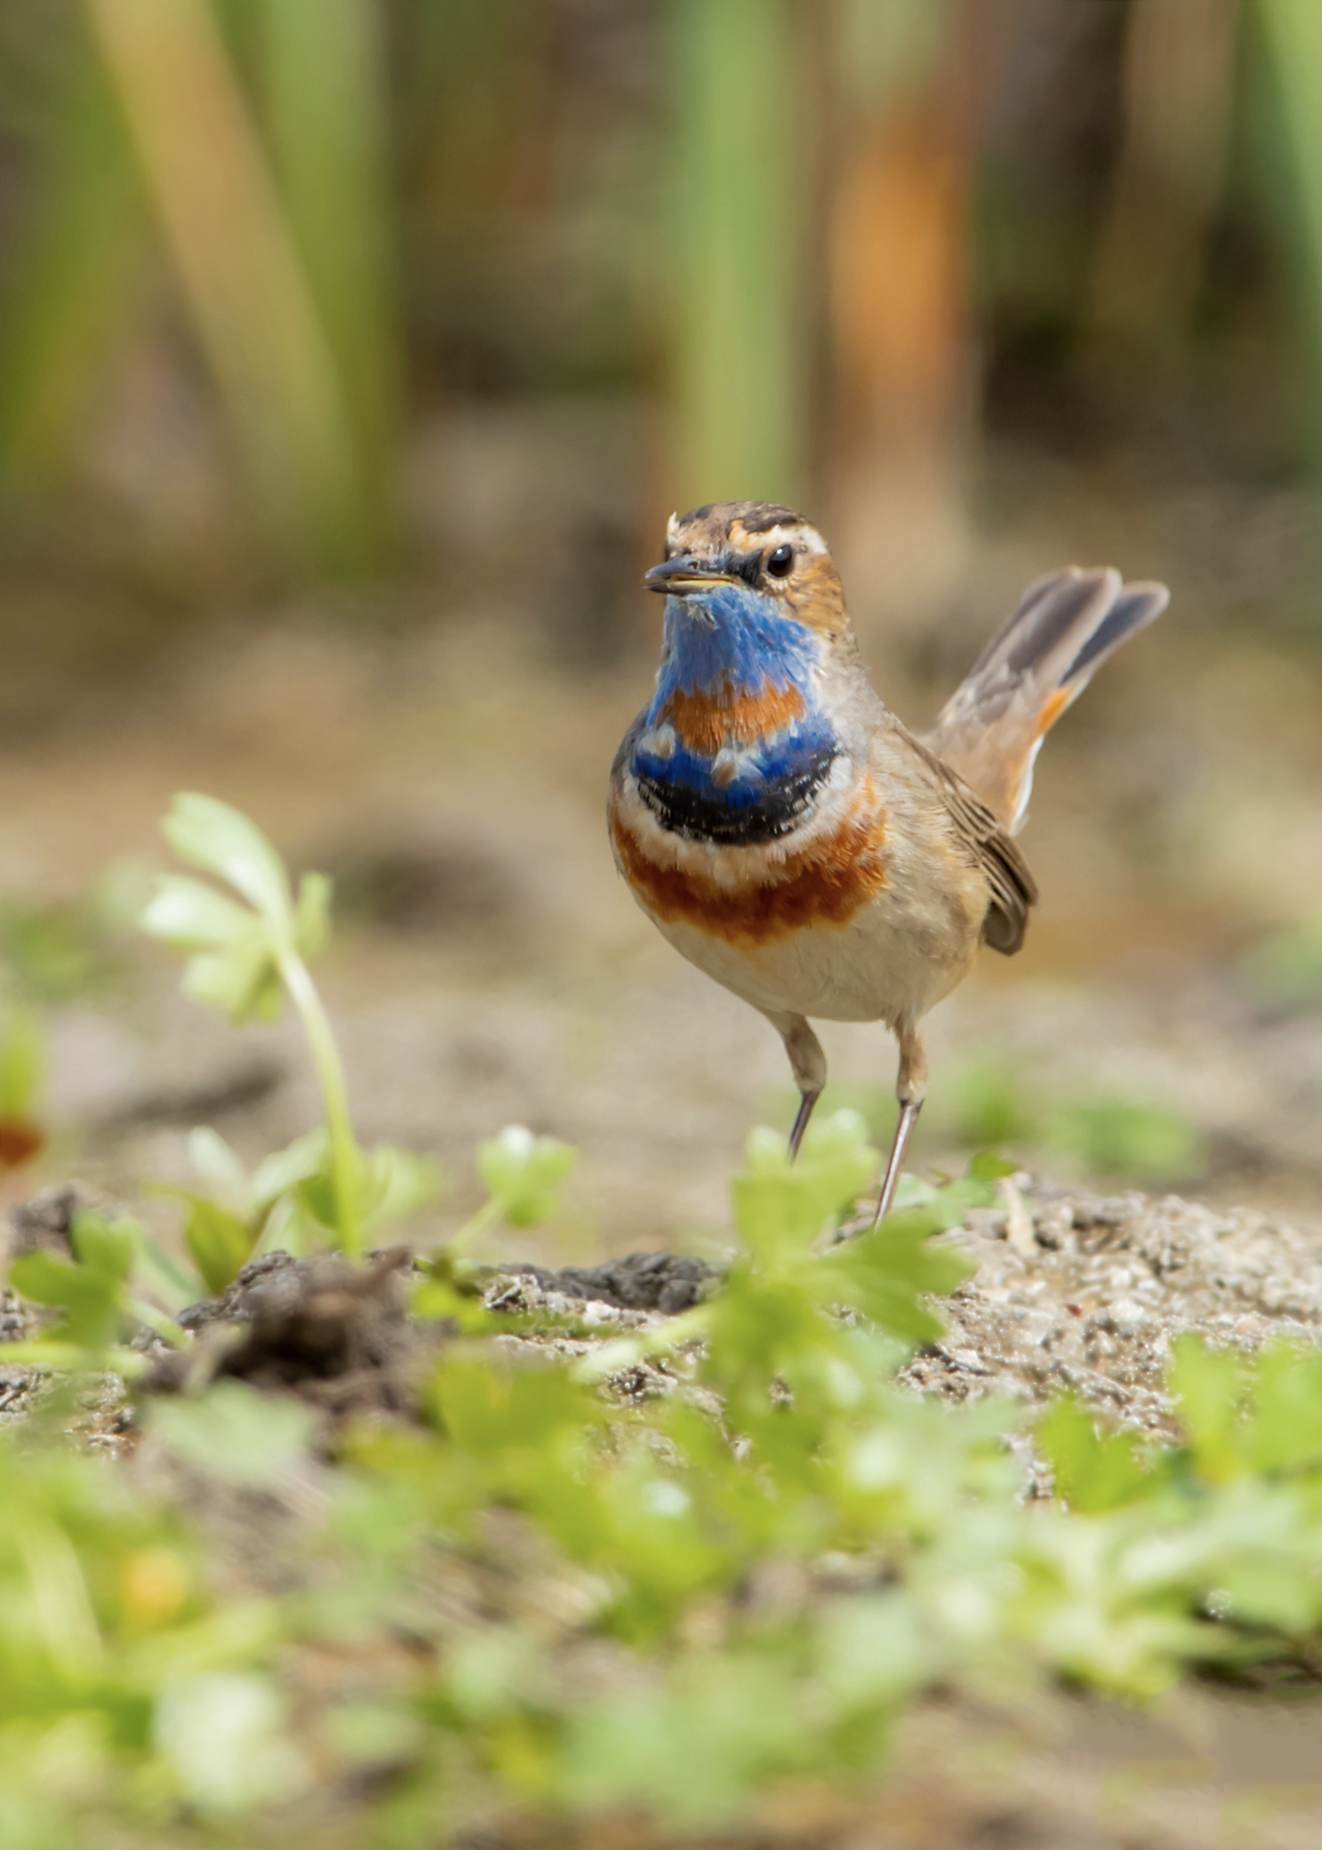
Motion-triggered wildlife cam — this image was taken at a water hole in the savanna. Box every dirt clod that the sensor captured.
[159,1247,432,1416]
[7,1182,96,1258]
[500,1250,718,1315]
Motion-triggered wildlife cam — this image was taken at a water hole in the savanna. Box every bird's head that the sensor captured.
[644,501,849,645]
[632,501,852,800]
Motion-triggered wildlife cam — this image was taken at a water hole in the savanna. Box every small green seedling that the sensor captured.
[7,1210,186,1368]
[414,1125,576,1323]
[142,795,364,1258]
[468,1125,576,1241]
[165,1123,444,1295]
[142,797,444,1278]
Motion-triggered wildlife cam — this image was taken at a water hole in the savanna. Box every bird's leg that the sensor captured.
[767,1012,827,1162]
[873,1022,927,1225]
[788,1091,818,1161]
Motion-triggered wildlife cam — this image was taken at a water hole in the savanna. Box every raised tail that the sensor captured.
[923,566,1169,833]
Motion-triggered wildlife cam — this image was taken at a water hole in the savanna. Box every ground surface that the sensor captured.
[6,453,1322,1245]
[6,1176,1322,1846]
[4,453,1322,1844]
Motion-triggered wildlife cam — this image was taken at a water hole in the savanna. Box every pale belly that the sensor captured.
[650,892,979,1027]
[610,742,990,1028]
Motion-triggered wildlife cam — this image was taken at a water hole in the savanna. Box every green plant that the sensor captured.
[924,1051,1206,1187]
[1043,1094,1206,1187]
[6,1209,187,1371]
[1237,918,1322,1008]
[0,1432,300,1838]
[141,793,365,1257]
[140,795,446,1285]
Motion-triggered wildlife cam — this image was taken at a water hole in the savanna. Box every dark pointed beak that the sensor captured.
[643,554,738,596]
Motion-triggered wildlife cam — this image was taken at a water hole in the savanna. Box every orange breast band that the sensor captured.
[611,797,889,947]
[660,680,806,756]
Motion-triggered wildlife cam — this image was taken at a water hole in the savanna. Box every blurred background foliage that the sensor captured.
[2,0,1322,602]
[3,0,1322,1220]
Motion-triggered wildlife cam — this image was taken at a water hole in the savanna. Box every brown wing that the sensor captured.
[906,731,1038,955]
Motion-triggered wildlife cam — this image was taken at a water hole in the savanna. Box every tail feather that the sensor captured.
[924,567,1169,833]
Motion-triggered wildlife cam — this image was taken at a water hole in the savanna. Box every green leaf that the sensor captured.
[443,1628,549,1722]
[148,792,366,1259]
[821,1209,972,1346]
[430,1357,599,1470]
[1170,1337,1246,1481]
[475,1125,576,1228]
[155,1670,307,1813]
[9,1213,160,1352]
[363,1142,445,1230]
[1242,1342,1322,1474]
[968,1150,1018,1184]
[149,1383,317,1489]
[294,1170,339,1231]
[251,1128,330,1210]
[9,1250,123,1350]
[179,1197,257,1296]
[71,1212,138,1284]
[733,1110,877,1254]
[140,875,257,951]
[179,935,284,1026]
[160,794,294,932]
[1038,1396,1158,1511]
[187,1126,251,1207]
[293,870,332,962]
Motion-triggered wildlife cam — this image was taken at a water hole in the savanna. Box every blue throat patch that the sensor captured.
[630,586,839,844]
[650,583,820,702]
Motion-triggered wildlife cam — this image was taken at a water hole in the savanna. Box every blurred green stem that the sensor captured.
[277,949,363,1261]
[668,0,806,503]
[448,1198,501,1262]
[0,28,145,488]
[128,1297,190,1352]
[259,0,402,546]
[84,0,374,572]
[1259,0,1322,463]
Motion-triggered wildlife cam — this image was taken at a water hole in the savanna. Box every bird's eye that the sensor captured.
[765,543,795,579]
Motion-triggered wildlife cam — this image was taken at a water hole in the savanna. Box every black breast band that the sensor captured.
[635,746,837,846]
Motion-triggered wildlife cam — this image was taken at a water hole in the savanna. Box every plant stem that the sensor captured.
[447,1198,501,1262]
[139,1232,200,1309]
[279,949,363,1259]
[129,1296,191,1351]
[0,1341,151,1379]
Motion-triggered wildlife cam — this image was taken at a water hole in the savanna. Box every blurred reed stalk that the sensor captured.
[1087,0,1239,357]
[0,27,146,493]
[257,0,402,547]
[1258,0,1322,465]
[84,0,391,573]
[825,0,973,630]
[667,0,806,507]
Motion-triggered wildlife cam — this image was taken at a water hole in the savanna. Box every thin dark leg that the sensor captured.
[788,1088,821,1161]
[870,1020,928,1226]
[871,1099,923,1225]
[763,1011,827,1164]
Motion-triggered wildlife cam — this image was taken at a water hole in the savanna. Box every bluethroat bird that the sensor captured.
[609,501,1169,1222]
